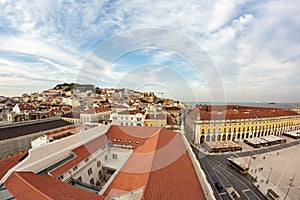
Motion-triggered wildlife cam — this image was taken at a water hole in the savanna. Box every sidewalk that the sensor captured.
[247,144,300,200]
[193,136,300,200]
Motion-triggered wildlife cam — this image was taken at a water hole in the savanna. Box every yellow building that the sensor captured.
[186,105,300,145]
[65,90,72,97]
[144,113,167,128]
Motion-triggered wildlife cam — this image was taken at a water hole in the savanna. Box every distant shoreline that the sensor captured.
[184,102,300,109]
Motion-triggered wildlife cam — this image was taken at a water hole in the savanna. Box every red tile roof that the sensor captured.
[5,172,105,200]
[189,105,299,121]
[62,111,80,118]
[17,103,36,110]
[104,128,205,200]
[118,110,144,115]
[167,114,177,125]
[51,125,159,178]
[145,113,167,120]
[51,134,107,177]
[164,106,181,111]
[0,151,27,180]
[105,125,159,148]
[4,126,206,200]
[61,106,72,112]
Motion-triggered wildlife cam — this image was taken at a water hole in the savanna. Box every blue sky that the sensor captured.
[0,0,299,102]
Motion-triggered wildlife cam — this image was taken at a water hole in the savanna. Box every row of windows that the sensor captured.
[87,161,102,176]
[145,123,164,127]
[199,118,300,127]
[200,122,298,129]
[114,116,143,121]
[198,117,300,123]
[113,138,139,144]
[201,126,298,134]
[199,121,300,134]
[77,169,103,185]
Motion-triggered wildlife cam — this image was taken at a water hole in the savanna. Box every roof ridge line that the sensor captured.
[141,128,162,197]
[13,172,52,200]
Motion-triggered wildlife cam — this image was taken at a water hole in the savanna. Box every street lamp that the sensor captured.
[248,155,252,169]
[266,167,272,184]
[283,174,296,200]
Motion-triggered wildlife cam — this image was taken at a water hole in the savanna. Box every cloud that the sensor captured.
[0,0,299,101]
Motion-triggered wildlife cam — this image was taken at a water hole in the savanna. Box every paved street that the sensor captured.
[192,139,300,200]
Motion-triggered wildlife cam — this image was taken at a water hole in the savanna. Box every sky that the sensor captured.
[0,0,299,103]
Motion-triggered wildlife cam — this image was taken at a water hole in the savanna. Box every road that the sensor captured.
[192,140,300,200]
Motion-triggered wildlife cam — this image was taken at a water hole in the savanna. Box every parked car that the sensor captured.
[215,181,224,192]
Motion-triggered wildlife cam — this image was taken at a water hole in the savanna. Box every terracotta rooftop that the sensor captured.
[167,114,177,125]
[50,134,107,177]
[188,105,299,121]
[118,110,145,115]
[3,125,206,200]
[5,172,105,200]
[145,113,167,120]
[62,111,80,118]
[17,103,36,110]
[105,125,159,149]
[164,106,181,111]
[49,108,62,116]
[0,151,28,180]
[104,128,205,200]
[45,125,90,140]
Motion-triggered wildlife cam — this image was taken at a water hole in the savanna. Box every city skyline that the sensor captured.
[0,0,300,102]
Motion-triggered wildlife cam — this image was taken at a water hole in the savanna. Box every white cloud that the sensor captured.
[0,0,299,101]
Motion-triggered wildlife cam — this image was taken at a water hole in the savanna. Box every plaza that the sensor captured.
[245,143,300,200]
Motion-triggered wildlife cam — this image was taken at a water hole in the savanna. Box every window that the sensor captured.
[58,175,64,180]
[77,176,82,182]
[112,154,118,159]
[87,168,93,176]
[99,170,103,180]
[90,178,95,185]
[97,161,101,167]
[73,165,78,171]
[85,157,89,162]
[104,154,108,161]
